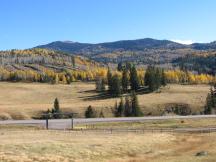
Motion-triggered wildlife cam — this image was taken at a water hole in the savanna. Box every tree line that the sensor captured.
[114,91,143,117]
[0,66,215,85]
[96,63,167,96]
[204,84,216,114]
[85,91,143,118]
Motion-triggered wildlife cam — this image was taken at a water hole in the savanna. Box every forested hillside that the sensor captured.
[0,48,106,83]
[36,38,216,66]
[173,51,216,75]
[0,48,215,85]
[36,38,191,64]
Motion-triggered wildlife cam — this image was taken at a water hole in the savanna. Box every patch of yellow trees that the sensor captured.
[0,67,215,85]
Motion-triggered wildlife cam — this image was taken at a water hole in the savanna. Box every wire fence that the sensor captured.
[69,127,216,134]
[1,126,216,136]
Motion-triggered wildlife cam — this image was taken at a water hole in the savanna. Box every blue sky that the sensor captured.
[0,0,216,50]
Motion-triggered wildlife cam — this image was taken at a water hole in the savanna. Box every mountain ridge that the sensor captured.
[36,38,188,53]
[35,38,216,64]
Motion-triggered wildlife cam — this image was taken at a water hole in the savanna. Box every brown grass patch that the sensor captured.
[0,82,210,119]
[0,128,215,162]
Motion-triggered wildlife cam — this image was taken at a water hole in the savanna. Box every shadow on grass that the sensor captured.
[135,87,152,95]
[79,87,151,101]
[79,92,115,101]
[78,89,97,93]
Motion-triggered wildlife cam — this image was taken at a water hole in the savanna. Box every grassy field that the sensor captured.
[0,126,215,162]
[76,118,216,130]
[0,82,210,119]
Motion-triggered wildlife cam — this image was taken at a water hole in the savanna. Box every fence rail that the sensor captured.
[69,127,216,134]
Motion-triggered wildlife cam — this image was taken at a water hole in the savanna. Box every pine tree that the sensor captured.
[110,75,122,97]
[117,62,124,71]
[54,98,60,112]
[66,76,71,84]
[204,93,212,114]
[53,98,62,119]
[99,110,105,118]
[45,109,52,119]
[101,78,106,92]
[161,69,167,86]
[114,101,118,116]
[125,62,132,71]
[130,65,140,91]
[116,97,124,117]
[85,105,97,118]
[107,68,112,92]
[204,85,216,114]
[122,69,129,93]
[96,77,105,92]
[155,68,161,89]
[124,96,131,117]
[210,86,216,108]
[144,66,156,92]
[144,66,165,92]
[71,56,75,67]
[131,91,143,116]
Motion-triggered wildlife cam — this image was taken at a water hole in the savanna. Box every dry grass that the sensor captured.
[0,127,215,162]
[0,82,210,119]
[77,118,216,130]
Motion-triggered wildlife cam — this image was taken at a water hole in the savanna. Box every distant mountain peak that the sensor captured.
[61,40,78,44]
[35,38,216,65]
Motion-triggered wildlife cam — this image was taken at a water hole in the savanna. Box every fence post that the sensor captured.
[46,118,49,130]
[71,118,74,130]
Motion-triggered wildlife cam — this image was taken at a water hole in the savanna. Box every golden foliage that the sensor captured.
[165,70,216,84]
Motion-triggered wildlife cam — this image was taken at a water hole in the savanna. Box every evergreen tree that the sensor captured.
[131,91,143,116]
[122,69,129,93]
[130,65,140,91]
[204,85,216,114]
[125,62,132,71]
[110,75,122,97]
[96,77,106,92]
[204,93,212,114]
[99,110,105,118]
[155,68,161,89]
[101,78,106,92]
[71,56,75,67]
[54,98,60,112]
[107,68,112,92]
[53,98,62,119]
[45,109,52,119]
[210,85,216,107]
[144,66,166,92]
[144,66,156,92]
[114,101,118,116]
[116,97,125,117]
[124,96,131,117]
[161,69,167,86]
[85,105,97,118]
[66,75,71,84]
[117,62,124,71]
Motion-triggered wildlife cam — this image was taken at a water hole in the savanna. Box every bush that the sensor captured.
[85,105,97,118]
[163,103,192,115]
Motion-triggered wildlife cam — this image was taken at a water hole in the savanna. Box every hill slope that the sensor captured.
[36,38,189,64]
[36,38,216,65]
[0,48,104,83]
[0,48,102,71]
